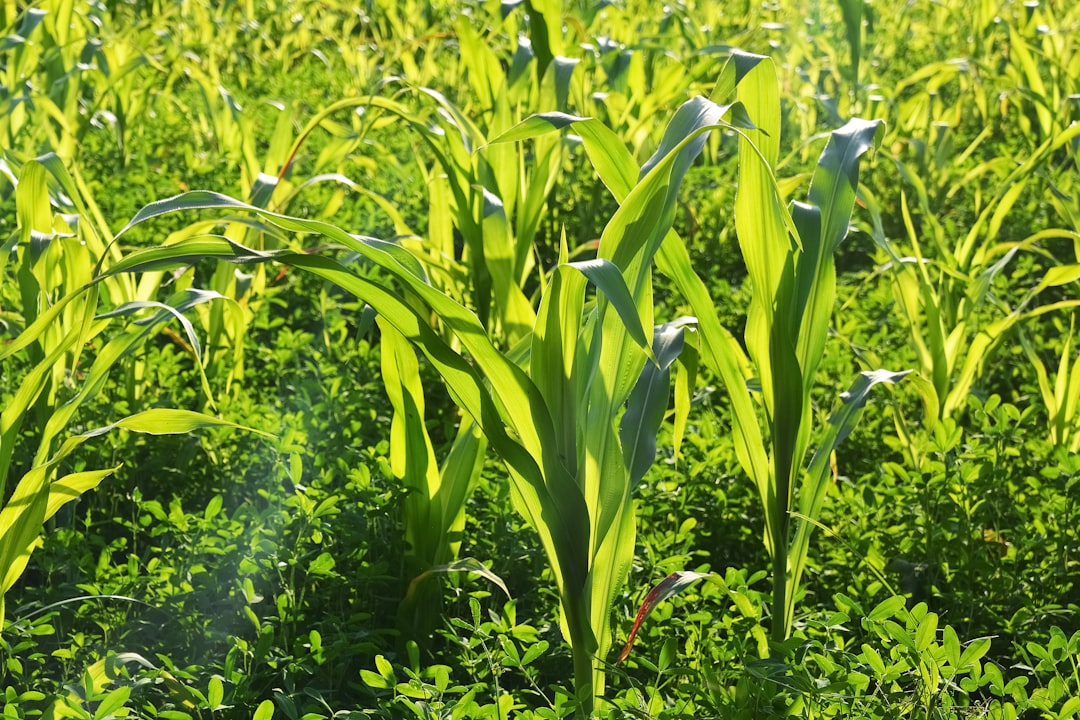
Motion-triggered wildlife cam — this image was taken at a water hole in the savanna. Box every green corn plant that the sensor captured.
[551,51,903,644]
[567,12,713,161]
[0,1,163,164]
[0,2,89,159]
[995,1,1080,144]
[122,83,502,640]
[667,53,904,643]
[717,54,883,642]
[101,93,742,714]
[380,320,488,639]
[856,120,1080,429]
[246,39,585,633]
[140,56,394,391]
[236,79,552,632]
[397,36,581,346]
[0,157,266,628]
[1021,314,1080,453]
[334,25,582,635]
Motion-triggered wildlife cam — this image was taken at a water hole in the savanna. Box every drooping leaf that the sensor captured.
[567,258,654,361]
[620,320,693,488]
[617,571,713,664]
[46,468,117,521]
[486,112,590,146]
[403,558,511,604]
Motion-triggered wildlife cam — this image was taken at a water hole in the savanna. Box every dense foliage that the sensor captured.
[1,0,1078,718]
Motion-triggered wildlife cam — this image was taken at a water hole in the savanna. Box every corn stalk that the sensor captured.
[101,94,743,714]
[561,52,904,643]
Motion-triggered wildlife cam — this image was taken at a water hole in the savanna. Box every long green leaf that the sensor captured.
[786,369,910,632]
[0,409,266,625]
[620,321,691,489]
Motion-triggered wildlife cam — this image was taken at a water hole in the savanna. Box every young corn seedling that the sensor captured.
[996,1,1080,144]
[379,30,586,635]
[249,40,584,636]
[397,43,580,346]
[1021,314,1080,453]
[136,62,400,392]
[104,93,743,715]
[671,53,903,643]
[0,156,265,627]
[564,52,904,645]
[858,118,1080,432]
[380,320,488,640]
[0,3,99,160]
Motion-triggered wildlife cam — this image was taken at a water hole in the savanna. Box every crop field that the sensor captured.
[1,0,1079,717]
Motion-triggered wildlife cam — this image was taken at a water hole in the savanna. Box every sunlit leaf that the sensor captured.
[617,571,712,664]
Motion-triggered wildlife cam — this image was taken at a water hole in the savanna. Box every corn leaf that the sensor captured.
[620,321,692,488]
[617,571,713,664]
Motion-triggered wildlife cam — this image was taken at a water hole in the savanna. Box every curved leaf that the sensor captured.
[620,321,694,488]
[403,558,511,604]
[617,571,713,664]
[567,258,654,361]
[486,112,589,146]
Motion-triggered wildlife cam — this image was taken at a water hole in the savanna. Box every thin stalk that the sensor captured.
[770,514,788,643]
[566,595,596,718]
[571,646,594,718]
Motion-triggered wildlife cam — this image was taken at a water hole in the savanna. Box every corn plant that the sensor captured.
[677,54,906,643]
[241,38,584,635]
[0,2,90,159]
[375,31,583,632]
[857,120,1080,428]
[0,156,266,627]
[241,80,564,634]
[730,62,880,643]
[551,52,903,644]
[397,43,581,346]
[137,57,398,391]
[380,320,488,638]
[1021,314,1080,453]
[100,91,747,714]
[994,1,1080,144]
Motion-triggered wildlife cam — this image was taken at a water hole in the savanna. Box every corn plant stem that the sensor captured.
[565,592,597,717]
[770,516,789,643]
[571,640,595,717]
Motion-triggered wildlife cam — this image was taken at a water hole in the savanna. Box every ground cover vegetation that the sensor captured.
[1,0,1079,717]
